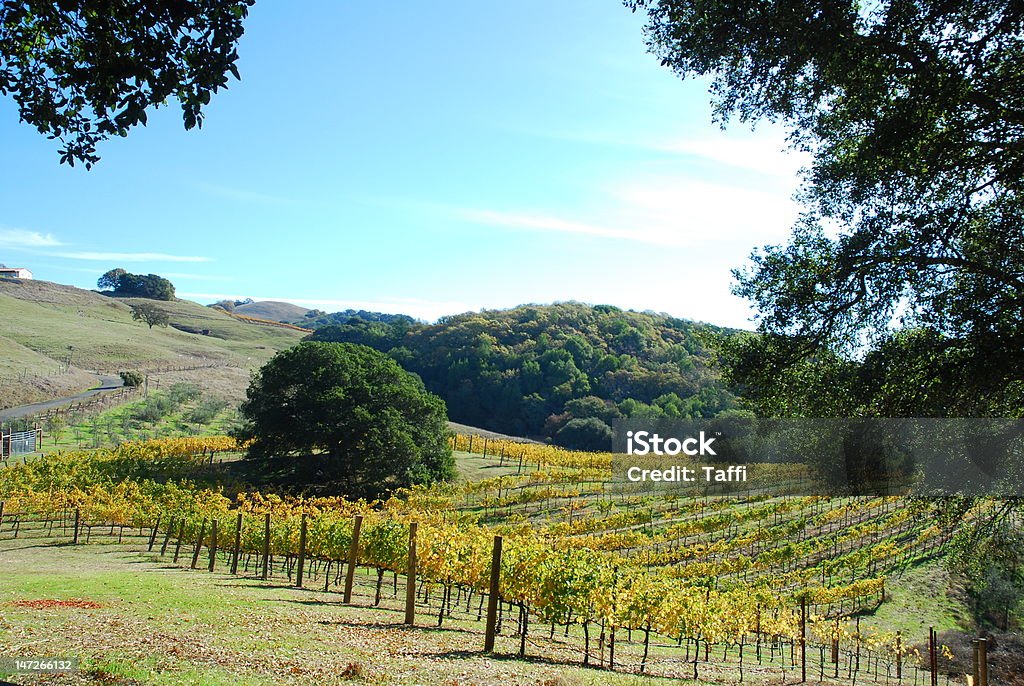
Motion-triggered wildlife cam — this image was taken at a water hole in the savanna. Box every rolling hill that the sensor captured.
[309,301,741,440]
[0,279,307,410]
[232,299,312,322]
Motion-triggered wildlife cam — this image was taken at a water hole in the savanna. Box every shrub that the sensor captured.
[553,417,613,451]
[119,370,144,387]
[187,398,228,427]
[167,383,201,404]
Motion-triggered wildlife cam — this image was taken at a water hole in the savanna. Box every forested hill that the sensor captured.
[307,302,739,444]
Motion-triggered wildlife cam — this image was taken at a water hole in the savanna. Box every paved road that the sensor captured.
[0,373,124,421]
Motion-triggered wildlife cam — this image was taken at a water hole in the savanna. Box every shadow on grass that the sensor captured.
[424,649,554,663]
[308,618,482,636]
[219,453,397,499]
[0,542,67,553]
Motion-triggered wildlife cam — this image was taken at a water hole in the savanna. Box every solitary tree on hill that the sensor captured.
[98,269,176,301]
[131,302,170,329]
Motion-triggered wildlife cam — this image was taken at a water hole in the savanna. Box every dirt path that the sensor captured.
[0,373,123,421]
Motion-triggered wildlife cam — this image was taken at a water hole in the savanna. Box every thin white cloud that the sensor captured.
[63,266,230,281]
[57,251,212,263]
[457,175,799,249]
[178,293,475,322]
[655,135,809,179]
[515,125,810,181]
[161,272,234,282]
[0,226,62,248]
[460,210,634,242]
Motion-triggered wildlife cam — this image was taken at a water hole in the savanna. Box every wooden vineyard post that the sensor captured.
[896,631,903,681]
[404,522,418,625]
[344,515,363,603]
[230,512,242,575]
[978,637,988,686]
[484,535,503,652]
[190,518,207,569]
[160,517,175,556]
[148,514,161,551]
[800,596,807,683]
[208,519,218,572]
[295,513,308,588]
[173,520,185,563]
[73,508,80,544]
[261,513,271,580]
[831,615,840,676]
[972,639,980,686]
[929,627,938,686]
[0,501,4,531]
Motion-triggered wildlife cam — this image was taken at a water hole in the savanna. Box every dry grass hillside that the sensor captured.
[0,279,306,410]
[232,299,311,322]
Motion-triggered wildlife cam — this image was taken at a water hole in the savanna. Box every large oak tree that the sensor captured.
[236,342,455,498]
[628,0,1024,418]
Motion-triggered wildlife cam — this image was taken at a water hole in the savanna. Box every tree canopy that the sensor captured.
[307,302,737,441]
[628,0,1024,417]
[236,342,455,498]
[97,268,126,291]
[553,417,614,452]
[0,0,254,168]
[98,269,175,300]
[130,302,170,329]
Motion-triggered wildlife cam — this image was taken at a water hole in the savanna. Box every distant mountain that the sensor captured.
[308,301,742,444]
[233,300,312,322]
[208,300,415,328]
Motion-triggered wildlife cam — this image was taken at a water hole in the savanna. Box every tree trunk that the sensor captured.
[519,602,529,657]
[583,620,590,666]
[375,567,385,606]
[641,624,651,673]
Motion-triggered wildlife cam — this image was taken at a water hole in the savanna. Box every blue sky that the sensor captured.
[0,1,807,328]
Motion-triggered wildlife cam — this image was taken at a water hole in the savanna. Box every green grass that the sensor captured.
[861,561,973,636]
[454,450,523,482]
